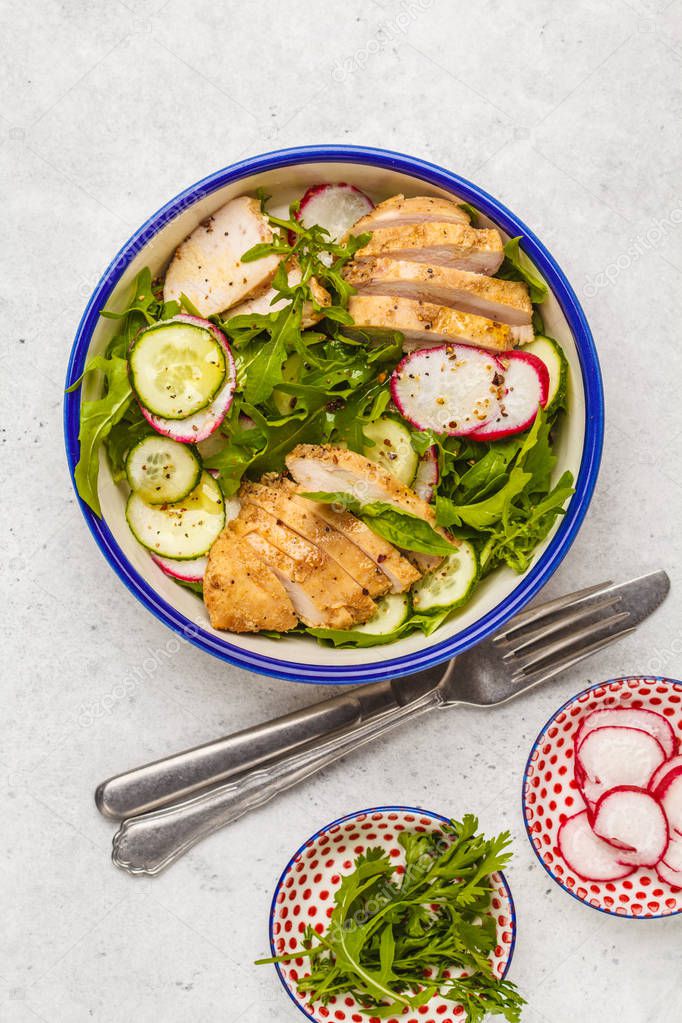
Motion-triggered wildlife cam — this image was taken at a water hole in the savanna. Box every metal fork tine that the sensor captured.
[509,626,638,693]
[492,580,613,643]
[499,595,623,659]
[510,611,631,677]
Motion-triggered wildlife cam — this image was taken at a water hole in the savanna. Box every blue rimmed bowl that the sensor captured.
[64,145,603,684]
[268,805,517,1022]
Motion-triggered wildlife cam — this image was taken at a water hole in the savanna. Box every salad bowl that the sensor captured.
[64,145,603,684]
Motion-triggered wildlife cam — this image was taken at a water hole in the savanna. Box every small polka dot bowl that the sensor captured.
[523,676,682,919]
[268,806,516,1022]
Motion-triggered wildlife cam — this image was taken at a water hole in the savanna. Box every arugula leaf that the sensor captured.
[497,237,548,304]
[105,403,153,481]
[258,816,525,1022]
[302,492,455,556]
[72,355,133,516]
[242,297,303,405]
[436,467,531,530]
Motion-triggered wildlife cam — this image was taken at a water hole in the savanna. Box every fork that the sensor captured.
[107,571,669,875]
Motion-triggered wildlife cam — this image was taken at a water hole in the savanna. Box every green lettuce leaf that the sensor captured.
[72,355,133,515]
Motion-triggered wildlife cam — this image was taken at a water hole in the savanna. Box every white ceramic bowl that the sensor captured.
[64,146,603,684]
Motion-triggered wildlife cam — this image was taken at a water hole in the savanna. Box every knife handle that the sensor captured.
[111,688,444,876]
[96,678,403,819]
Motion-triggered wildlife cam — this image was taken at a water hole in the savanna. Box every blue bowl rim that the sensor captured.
[64,143,604,684]
[521,675,682,920]
[267,803,518,1021]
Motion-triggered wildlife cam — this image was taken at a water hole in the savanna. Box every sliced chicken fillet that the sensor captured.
[287,445,438,525]
[233,504,376,629]
[347,295,513,354]
[353,222,504,275]
[348,194,470,235]
[344,258,532,327]
[204,528,297,632]
[241,479,390,598]
[228,261,331,328]
[163,196,279,317]
[291,494,420,594]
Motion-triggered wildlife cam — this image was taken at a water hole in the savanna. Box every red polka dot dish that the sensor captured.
[523,676,682,918]
[269,806,516,1022]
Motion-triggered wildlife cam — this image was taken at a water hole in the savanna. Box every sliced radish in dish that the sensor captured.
[649,755,682,795]
[575,706,676,760]
[558,811,635,881]
[592,787,668,867]
[413,445,439,502]
[296,183,374,242]
[576,725,667,806]
[139,315,236,443]
[151,553,208,583]
[391,344,503,436]
[652,768,682,837]
[468,350,549,441]
[656,859,682,888]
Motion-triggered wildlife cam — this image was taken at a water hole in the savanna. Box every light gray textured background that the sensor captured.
[2,1,682,1020]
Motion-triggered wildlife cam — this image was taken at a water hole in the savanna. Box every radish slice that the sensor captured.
[575,706,676,760]
[663,836,682,872]
[656,859,682,888]
[650,754,682,795]
[139,315,236,443]
[151,553,208,583]
[413,445,439,502]
[391,344,503,436]
[576,726,667,806]
[468,350,549,441]
[592,787,668,866]
[297,183,374,242]
[653,769,682,837]
[558,811,635,881]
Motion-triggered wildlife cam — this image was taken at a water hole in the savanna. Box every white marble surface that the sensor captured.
[1,1,682,1020]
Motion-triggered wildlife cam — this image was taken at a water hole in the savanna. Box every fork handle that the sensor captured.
[96,665,446,820]
[112,688,444,876]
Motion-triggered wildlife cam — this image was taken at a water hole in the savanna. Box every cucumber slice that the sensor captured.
[363,417,418,485]
[129,321,226,420]
[411,541,478,613]
[126,436,201,504]
[126,471,225,559]
[309,593,410,646]
[272,353,303,417]
[524,335,568,414]
[349,593,410,635]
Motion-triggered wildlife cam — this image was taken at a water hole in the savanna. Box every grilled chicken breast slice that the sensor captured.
[347,295,513,353]
[345,258,532,327]
[353,222,504,275]
[287,447,450,576]
[234,504,376,629]
[227,262,331,328]
[241,479,390,598]
[292,494,420,594]
[163,196,279,317]
[348,194,470,235]
[204,528,297,632]
[287,444,439,526]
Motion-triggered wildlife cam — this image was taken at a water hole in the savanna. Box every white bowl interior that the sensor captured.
[86,160,586,668]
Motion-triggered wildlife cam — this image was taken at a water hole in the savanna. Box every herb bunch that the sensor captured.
[259,816,525,1022]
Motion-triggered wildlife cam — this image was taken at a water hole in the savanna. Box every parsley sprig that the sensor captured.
[258,816,525,1022]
